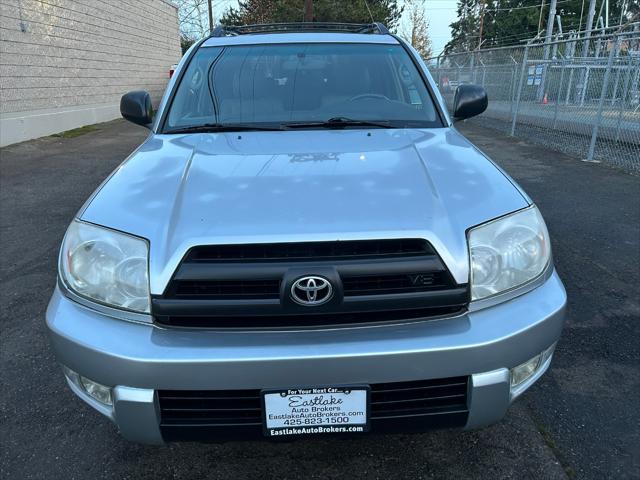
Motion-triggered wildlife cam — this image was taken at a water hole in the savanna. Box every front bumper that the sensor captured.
[46,270,566,444]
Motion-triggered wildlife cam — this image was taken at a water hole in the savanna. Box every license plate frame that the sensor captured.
[261,386,370,437]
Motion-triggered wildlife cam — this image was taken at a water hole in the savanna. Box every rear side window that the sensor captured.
[166,43,441,129]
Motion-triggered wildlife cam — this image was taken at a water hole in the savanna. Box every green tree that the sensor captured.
[445,0,479,53]
[221,0,404,31]
[220,0,277,24]
[444,0,633,53]
[180,34,196,54]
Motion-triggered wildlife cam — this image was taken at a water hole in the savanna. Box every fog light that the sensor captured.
[510,343,556,389]
[79,376,113,405]
[510,354,542,387]
[62,366,112,405]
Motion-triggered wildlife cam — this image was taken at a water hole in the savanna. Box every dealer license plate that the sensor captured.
[262,386,369,437]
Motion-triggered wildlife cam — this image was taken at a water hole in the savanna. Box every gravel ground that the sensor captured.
[1,119,638,479]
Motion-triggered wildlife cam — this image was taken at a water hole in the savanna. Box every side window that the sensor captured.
[167,47,222,127]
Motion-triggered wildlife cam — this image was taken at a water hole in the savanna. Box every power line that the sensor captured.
[485,0,573,12]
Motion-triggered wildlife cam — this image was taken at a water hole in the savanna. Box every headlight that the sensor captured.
[469,206,550,301]
[59,220,150,313]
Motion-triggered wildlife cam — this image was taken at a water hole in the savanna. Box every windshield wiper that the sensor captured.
[164,123,285,134]
[283,117,392,129]
[166,118,393,134]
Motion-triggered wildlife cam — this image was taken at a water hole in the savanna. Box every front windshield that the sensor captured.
[164,43,442,130]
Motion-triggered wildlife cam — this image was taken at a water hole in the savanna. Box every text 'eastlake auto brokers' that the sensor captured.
[263,387,368,436]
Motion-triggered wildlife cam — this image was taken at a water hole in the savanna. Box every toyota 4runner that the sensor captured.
[46,23,566,444]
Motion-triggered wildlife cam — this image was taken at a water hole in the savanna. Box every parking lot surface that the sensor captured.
[1,119,638,479]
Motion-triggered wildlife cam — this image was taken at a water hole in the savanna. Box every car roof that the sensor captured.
[201,23,399,47]
[202,32,399,47]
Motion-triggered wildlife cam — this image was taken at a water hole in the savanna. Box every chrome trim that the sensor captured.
[472,368,510,388]
[465,368,511,429]
[112,386,164,445]
[290,275,334,306]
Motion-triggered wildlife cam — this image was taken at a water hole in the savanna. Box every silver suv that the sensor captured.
[47,23,566,444]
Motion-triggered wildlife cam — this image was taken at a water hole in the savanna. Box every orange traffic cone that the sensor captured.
[543,93,549,105]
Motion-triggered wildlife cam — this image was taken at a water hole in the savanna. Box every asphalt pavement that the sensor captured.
[0,119,638,479]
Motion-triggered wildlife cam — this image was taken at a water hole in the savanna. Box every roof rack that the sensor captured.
[210,22,390,38]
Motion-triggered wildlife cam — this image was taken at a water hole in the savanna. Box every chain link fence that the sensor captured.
[428,23,640,174]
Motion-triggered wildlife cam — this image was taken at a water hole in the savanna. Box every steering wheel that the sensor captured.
[348,93,391,102]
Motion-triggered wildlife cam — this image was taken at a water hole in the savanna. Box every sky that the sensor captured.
[399,1,458,57]
[212,0,459,57]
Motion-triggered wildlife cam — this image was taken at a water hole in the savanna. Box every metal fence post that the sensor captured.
[563,33,576,105]
[509,59,517,121]
[510,46,529,136]
[609,39,622,105]
[553,60,565,129]
[470,53,476,83]
[586,35,620,162]
[481,62,487,87]
[615,54,634,142]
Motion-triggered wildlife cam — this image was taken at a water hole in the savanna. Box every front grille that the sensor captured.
[369,377,468,418]
[158,376,469,441]
[159,389,262,426]
[172,280,281,300]
[185,239,433,262]
[155,306,464,328]
[154,239,468,328]
[168,273,449,301]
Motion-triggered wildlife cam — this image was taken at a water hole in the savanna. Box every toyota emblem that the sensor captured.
[290,276,333,306]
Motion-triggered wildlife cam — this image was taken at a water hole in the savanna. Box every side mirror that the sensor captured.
[120,91,153,127]
[452,84,488,121]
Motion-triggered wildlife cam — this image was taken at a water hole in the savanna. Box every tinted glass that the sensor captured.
[166,43,440,129]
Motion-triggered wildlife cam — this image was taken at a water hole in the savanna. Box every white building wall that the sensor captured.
[0,0,182,146]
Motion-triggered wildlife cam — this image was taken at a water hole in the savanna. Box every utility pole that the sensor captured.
[207,0,213,33]
[304,0,313,22]
[478,0,485,49]
[538,0,546,32]
[542,0,557,60]
[578,0,601,106]
[618,0,627,25]
[538,0,557,101]
[582,0,597,55]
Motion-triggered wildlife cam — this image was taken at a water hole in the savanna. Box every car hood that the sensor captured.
[81,128,528,293]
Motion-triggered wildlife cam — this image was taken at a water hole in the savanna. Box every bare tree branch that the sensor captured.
[401,0,433,59]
